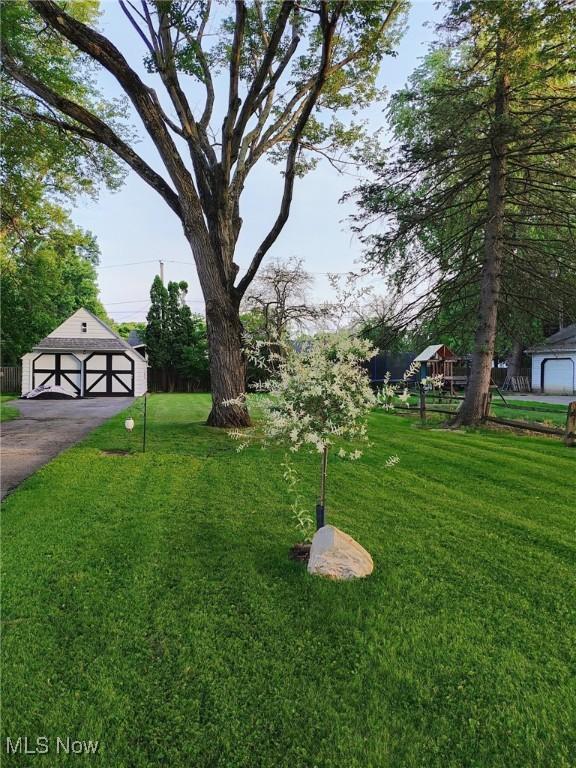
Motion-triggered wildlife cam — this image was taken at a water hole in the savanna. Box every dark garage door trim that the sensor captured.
[32,352,81,394]
[84,352,134,397]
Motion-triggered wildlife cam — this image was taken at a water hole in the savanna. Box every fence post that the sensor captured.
[565,402,576,447]
[481,391,492,421]
[419,384,426,424]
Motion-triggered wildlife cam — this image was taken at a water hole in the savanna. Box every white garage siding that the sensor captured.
[22,349,147,398]
[49,308,118,340]
[21,353,33,396]
[134,355,148,397]
[20,308,148,398]
[531,353,576,394]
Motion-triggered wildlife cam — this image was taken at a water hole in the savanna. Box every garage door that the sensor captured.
[32,353,81,395]
[84,353,134,396]
[543,358,574,394]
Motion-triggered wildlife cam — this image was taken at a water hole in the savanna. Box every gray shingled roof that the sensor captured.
[544,323,576,345]
[127,329,145,347]
[34,337,130,351]
[527,323,576,353]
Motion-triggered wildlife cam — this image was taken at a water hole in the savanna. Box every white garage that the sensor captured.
[528,325,576,395]
[21,308,148,398]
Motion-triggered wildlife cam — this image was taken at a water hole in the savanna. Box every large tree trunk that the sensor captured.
[204,294,250,428]
[184,216,251,427]
[454,66,509,427]
[506,339,524,378]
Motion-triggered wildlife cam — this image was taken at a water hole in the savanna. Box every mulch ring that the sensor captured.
[289,542,311,562]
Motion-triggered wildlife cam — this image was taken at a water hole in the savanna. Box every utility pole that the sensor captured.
[159,260,165,285]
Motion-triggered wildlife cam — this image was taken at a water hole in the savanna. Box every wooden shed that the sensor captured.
[414,344,459,390]
[21,308,148,398]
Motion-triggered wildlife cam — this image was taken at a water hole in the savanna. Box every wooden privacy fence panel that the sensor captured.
[0,367,22,393]
[147,367,209,393]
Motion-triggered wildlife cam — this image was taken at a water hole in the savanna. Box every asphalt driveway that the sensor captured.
[1,397,134,499]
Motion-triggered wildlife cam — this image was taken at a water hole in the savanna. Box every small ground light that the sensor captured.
[125,417,135,432]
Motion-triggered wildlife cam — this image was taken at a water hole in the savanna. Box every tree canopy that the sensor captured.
[351,0,576,422]
[0,0,123,365]
[1,0,408,426]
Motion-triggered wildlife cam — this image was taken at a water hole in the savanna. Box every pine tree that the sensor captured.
[352,0,576,424]
[145,278,209,391]
[145,276,169,372]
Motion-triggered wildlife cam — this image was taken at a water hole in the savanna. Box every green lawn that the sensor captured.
[0,393,20,422]
[2,394,575,767]
[406,393,569,428]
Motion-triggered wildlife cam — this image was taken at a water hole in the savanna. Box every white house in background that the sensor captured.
[527,324,576,395]
[21,308,148,398]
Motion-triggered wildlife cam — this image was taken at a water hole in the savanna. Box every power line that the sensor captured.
[96,259,378,278]
[97,259,157,269]
[103,298,204,307]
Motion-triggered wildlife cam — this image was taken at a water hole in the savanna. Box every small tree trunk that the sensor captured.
[454,63,509,427]
[205,295,250,427]
[506,339,524,378]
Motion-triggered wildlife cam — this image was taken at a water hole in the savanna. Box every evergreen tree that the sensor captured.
[145,278,209,390]
[145,276,169,372]
[352,0,576,424]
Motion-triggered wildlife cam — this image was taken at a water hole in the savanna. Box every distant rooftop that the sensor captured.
[127,329,146,347]
[527,323,576,353]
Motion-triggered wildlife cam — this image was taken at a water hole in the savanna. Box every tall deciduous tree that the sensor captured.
[1,0,407,426]
[243,256,318,343]
[0,207,110,365]
[0,0,124,364]
[351,0,576,424]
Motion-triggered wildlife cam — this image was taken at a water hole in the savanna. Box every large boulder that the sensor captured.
[307,525,373,580]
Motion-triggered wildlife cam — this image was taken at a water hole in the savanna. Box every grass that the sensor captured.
[406,392,569,428]
[0,393,19,422]
[2,393,575,768]
[492,398,568,428]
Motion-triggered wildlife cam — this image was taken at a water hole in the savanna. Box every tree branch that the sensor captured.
[235,1,342,298]
[1,46,182,218]
[29,0,196,204]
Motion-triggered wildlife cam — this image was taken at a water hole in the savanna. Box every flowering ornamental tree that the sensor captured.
[227,333,424,541]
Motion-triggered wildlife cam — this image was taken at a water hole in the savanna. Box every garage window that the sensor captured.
[81,322,87,333]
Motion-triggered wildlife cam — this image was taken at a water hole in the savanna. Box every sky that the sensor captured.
[71,1,444,323]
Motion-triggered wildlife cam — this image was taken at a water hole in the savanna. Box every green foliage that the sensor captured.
[0,206,110,365]
[0,0,125,365]
[116,322,147,340]
[2,394,574,767]
[0,1,125,223]
[145,276,169,369]
[155,0,408,172]
[145,277,209,387]
[352,0,576,354]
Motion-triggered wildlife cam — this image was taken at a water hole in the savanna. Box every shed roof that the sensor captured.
[414,344,457,362]
[34,337,130,351]
[127,329,146,347]
[32,307,146,358]
[527,323,576,353]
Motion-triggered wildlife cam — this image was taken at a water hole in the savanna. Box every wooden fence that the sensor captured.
[0,366,21,393]
[147,367,209,393]
[391,387,575,447]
